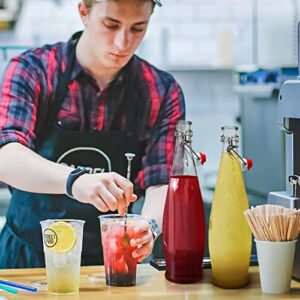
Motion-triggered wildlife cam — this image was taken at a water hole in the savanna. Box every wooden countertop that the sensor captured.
[0,265,299,299]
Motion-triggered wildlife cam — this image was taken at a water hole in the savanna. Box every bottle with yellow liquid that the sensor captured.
[209,126,253,288]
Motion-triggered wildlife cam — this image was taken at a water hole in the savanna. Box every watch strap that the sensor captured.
[66,167,89,198]
[148,219,161,241]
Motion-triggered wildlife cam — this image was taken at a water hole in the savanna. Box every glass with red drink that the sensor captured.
[99,214,145,286]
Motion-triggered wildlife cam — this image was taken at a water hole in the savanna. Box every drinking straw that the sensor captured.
[0,283,18,294]
[0,278,37,293]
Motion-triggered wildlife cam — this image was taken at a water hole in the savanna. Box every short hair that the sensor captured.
[83,0,154,11]
[83,0,96,10]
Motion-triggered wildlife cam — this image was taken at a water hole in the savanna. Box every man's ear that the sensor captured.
[78,1,89,26]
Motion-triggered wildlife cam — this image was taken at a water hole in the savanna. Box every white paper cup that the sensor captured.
[255,239,297,294]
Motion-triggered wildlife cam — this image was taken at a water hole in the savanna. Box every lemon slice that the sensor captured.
[44,221,77,253]
[125,220,134,226]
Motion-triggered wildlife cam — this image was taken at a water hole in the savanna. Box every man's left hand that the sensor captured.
[130,220,154,263]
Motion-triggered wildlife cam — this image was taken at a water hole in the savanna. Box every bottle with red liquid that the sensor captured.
[163,120,206,283]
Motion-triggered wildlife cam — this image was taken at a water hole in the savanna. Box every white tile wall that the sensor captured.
[1,0,299,69]
[13,0,82,45]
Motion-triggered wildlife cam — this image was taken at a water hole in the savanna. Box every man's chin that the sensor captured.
[105,55,131,69]
[111,62,126,69]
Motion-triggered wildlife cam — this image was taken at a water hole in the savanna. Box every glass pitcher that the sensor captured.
[163,120,206,283]
[209,126,252,288]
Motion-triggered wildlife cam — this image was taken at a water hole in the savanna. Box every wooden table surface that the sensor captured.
[0,265,299,299]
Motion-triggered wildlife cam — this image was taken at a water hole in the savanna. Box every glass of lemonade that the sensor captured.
[40,219,85,295]
[99,214,145,286]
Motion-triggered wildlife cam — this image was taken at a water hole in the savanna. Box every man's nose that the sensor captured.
[114,29,130,51]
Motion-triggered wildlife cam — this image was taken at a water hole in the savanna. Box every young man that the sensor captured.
[0,0,185,268]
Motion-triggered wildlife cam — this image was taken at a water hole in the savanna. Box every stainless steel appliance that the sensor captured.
[267,21,300,282]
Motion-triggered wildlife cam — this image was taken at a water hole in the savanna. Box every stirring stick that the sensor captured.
[124,153,136,213]
[125,153,135,180]
[287,213,294,240]
[244,212,260,240]
[259,215,272,241]
[253,214,266,240]
[124,153,136,232]
[291,214,298,240]
[244,205,300,242]
[250,213,264,240]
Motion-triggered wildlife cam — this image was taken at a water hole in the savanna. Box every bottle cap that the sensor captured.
[199,152,207,165]
[241,158,253,171]
[245,158,253,170]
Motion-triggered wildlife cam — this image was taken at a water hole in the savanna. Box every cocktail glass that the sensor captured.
[99,214,145,286]
[40,219,85,294]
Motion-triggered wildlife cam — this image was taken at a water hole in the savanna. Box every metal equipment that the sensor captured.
[267,21,300,282]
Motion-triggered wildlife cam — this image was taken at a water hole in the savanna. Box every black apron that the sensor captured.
[0,32,146,268]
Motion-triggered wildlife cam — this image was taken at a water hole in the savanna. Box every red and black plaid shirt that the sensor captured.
[0,35,185,190]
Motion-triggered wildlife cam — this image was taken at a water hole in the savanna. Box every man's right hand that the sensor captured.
[71,172,137,215]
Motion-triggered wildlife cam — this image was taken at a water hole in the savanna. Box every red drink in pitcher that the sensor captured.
[163,120,206,284]
[163,175,206,283]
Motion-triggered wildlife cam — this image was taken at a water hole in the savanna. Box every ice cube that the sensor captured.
[52,253,67,268]
[109,239,118,253]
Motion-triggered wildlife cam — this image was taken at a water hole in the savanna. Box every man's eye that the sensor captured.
[104,23,118,29]
[131,27,145,33]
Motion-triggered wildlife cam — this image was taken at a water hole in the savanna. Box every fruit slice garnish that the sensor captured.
[114,255,129,274]
[44,221,77,253]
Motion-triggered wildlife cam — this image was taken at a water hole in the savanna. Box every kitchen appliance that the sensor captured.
[267,21,300,282]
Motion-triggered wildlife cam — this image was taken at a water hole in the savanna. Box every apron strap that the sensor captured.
[109,58,143,134]
[124,61,139,134]
[46,31,82,126]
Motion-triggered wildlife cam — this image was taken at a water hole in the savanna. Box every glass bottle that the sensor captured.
[209,126,252,288]
[163,120,206,283]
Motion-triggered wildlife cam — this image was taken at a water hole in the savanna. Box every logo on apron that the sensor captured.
[57,147,112,174]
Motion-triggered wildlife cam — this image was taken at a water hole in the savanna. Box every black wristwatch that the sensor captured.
[148,219,161,241]
[66,167,89,198]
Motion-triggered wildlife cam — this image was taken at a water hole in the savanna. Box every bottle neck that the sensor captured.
[221,140,239,153]
[220,126,239,153]
[171,134,197,177]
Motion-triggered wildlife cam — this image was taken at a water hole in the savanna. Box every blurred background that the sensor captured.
[0,0,298,254]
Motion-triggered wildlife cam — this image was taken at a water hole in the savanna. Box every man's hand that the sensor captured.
[130,220,154,263]
[71,172,137,215]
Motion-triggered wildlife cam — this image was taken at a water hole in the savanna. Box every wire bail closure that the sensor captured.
[226,139,253,171]
[226,141,247,166]
[289,175,300,197]
[180,139,206,165]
